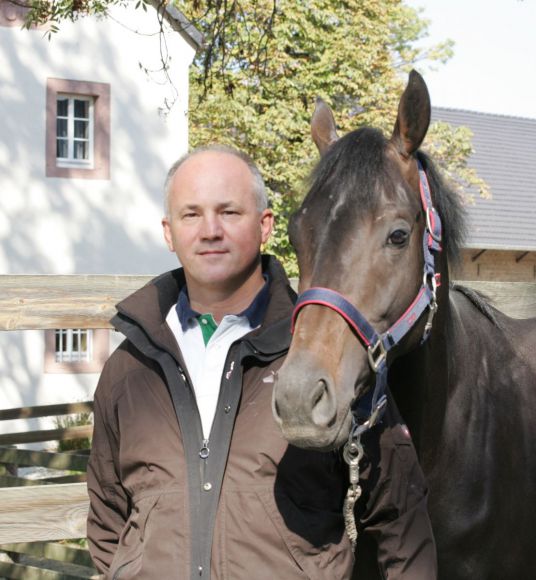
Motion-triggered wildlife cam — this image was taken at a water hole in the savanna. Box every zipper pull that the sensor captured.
[199,439,210,459]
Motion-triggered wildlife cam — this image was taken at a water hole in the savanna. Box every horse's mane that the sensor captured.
[415,150,467,267]
[451,284,503,327]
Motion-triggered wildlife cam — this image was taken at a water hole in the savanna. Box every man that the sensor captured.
[87,145,437,579]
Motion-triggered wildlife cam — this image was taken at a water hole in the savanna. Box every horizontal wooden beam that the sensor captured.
[0,447,89,472]
[457,280,536,319]
[0,402,93,422]
[0,276,534,332]
[0,275,151,330]
[0,426,93,447]
[0,557,96,580]
[0,542,94,570]
[0,483,89,543]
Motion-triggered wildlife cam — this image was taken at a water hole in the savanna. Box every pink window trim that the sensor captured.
[0,0,29,27]
[46,78,111,180]
[44,329,110,374]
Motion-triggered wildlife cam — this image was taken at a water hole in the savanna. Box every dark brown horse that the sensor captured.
[273,71,536,579]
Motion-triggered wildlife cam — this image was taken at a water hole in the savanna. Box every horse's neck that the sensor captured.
[389,276,453,468]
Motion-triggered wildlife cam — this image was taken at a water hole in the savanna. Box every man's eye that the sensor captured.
[388,229,409,246]
[182,213,198,219]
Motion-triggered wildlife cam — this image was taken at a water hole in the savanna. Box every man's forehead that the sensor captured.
[177,150,249,177]
[169,151,257,207]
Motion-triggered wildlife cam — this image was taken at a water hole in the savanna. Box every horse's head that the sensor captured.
[273,71,457,451]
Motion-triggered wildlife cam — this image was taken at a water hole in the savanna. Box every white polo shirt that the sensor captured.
[165,281,270,439]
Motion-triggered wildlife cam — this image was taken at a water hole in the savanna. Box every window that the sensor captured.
[55,329,92,363]
[44,329,110,374]
[56,96,94,168]
[46,78,110,180]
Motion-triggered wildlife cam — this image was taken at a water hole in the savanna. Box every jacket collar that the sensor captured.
[112,255,296,361]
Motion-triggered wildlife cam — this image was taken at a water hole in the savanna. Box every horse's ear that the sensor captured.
[390,70,431,157]
[311,98,339,156]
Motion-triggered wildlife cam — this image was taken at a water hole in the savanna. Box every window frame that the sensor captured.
[46,78,111,180]
[55,94,95,169]
[44,328,110,374]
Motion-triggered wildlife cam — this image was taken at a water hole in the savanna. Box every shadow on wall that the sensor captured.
[0,20,183,275]
[0,16,187,411]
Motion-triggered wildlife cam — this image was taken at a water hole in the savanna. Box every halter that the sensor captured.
[291,160,442,434]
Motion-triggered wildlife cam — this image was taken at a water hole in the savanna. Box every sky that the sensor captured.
[405,0,536,119]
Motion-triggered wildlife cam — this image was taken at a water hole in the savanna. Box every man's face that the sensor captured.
[162,151,273,294]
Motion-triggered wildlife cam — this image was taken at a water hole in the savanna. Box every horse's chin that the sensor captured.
[278,407,353,452]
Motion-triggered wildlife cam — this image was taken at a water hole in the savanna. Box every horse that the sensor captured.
[272,70,536,579]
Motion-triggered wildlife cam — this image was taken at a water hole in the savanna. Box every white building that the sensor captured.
[0,0,202,433]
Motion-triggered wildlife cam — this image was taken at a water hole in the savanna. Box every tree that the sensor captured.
[176,0,487,273]
[13,0,488,273]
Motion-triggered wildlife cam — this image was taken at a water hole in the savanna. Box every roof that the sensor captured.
[148,1,204,52]
[431,107,536,251]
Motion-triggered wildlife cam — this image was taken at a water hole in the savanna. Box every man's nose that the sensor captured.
[200,215,223,239]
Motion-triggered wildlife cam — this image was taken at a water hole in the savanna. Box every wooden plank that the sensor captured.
[0,475,51,488]
[0,543,94,570]
[0,402,93,422]
[40,474,87,485]
[454,280,536,319]
[0,448,89,472]
[0,274,150,330]
[0,276,534,332]
[0,483,89,543]
[0,426,93,447]
[0,556,98,580]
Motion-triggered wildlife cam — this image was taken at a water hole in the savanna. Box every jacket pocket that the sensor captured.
[109,493,160,580]
[257,489,354,580]
[217,489,309,580]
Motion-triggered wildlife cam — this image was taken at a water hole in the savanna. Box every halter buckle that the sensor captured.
[367,339,387,373]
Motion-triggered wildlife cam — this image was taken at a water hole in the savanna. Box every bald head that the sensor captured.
[164,145,268,218]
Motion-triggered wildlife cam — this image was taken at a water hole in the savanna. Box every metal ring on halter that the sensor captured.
[426,206,442,242]
[367,339,387,373]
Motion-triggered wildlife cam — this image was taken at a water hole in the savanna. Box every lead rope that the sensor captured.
[341,395,387,551]
[342,433,364,550]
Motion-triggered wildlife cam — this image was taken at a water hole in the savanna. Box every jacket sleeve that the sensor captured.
[355,392,437,580]
[86,372,130,574]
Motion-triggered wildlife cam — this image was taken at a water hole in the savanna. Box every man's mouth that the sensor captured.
[198,249,228,256]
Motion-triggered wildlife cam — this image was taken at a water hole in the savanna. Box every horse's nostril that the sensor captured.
[310,378,336,428]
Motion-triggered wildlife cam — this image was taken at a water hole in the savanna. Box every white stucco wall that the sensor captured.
[0,4,197,429]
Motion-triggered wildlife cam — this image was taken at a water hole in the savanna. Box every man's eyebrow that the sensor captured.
[176,201,241,213]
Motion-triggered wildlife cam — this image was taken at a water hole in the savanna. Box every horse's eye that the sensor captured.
[388,229,409,246]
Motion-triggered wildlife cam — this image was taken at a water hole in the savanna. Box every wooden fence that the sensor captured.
[0,400,96,579]
[0,274,535,578]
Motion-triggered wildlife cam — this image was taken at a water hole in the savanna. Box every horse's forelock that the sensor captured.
[307,127,388,213]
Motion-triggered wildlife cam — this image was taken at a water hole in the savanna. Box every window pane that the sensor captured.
[74,120,88,139]
[56,138,68,158]
[57,118,68,138]
[80,331,88,353]
[74,99,89,119]
[57,98,68,117]
[74,140,88,160]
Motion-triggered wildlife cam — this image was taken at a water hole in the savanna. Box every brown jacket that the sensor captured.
[87,256,436,580]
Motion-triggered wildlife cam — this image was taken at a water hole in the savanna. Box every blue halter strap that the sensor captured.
[291,160,442,434]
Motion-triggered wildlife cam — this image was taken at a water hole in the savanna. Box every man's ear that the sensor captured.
[162,217,175,252]
[260,209,274,244]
